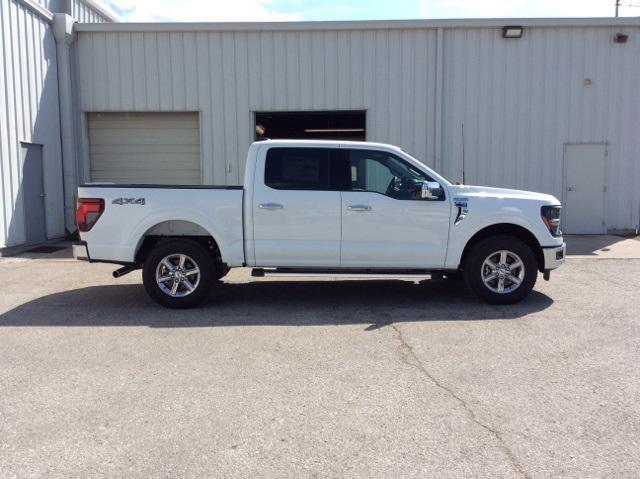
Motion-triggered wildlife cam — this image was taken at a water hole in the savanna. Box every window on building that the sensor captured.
[255,111,366,141]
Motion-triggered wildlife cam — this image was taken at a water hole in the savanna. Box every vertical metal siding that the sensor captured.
[0,0,64,247]
[76,28,438,186]
[75,24,640,231]
[69,0,110,23]
[34,0,112,22]
[441,26,640,230]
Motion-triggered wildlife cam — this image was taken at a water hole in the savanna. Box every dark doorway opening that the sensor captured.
[255,111,366,141]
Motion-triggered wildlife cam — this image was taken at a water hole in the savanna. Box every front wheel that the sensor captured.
[463,236,537,305]
[142,239,216,309]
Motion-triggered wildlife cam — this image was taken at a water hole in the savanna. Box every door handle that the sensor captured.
[346,205,372,212]
[566,187,574,192]
[258,203,283,210]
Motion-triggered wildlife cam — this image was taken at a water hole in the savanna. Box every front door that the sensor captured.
[21,143,46,244]
[252,147,341,267]
[339,149,450,268]
[564,143,607,234]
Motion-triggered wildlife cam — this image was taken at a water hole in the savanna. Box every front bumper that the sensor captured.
[542,242,566,270]
[72,241,90,261]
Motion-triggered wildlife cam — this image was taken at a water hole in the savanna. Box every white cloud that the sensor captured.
[420,0,625,18]
[105,0,302,22]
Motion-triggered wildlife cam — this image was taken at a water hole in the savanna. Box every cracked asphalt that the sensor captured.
[1,248,639,478]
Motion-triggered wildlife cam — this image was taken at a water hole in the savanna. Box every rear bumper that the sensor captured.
[72,241,90,261]
[542,242,566,270]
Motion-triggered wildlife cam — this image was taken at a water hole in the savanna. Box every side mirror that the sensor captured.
[421,181,443,200]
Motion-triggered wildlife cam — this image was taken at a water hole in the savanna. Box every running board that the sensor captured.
[251,268,434,279]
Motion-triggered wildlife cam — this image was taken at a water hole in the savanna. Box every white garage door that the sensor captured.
[88,112,201,184]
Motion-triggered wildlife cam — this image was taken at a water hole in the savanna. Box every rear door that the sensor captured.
[252,147,342,267]
[338,148,450,268]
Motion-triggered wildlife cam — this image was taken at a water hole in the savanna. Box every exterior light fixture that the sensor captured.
[502,26,523,39]
[614,33,629,44]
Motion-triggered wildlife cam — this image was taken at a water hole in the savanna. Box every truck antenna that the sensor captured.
[461,123,466,185]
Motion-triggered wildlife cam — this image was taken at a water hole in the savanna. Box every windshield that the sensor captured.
[398,149,452,186]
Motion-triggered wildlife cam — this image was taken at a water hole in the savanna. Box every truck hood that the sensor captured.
[447,185,560,205]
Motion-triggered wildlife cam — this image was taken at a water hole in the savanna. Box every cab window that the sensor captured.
[336,149,433,200]
[265,148,330,190]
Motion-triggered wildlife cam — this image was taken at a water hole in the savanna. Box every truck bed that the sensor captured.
[77,184,245,265]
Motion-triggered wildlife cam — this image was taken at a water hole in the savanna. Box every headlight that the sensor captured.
[541,205,562,237]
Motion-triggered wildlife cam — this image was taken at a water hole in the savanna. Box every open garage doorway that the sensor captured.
[255,111,366,141]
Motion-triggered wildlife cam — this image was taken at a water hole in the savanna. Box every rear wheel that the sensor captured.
[464,236,537,304]
[142,239,215,308]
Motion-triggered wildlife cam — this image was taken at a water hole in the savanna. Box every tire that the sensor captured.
[142,239,216,309]
[463,235,537,305]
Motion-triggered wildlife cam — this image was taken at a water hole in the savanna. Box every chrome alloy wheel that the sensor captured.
[481,250,525,294]
[155,253,201,298]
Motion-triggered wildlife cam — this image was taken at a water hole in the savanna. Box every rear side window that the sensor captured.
[265,148,330,190]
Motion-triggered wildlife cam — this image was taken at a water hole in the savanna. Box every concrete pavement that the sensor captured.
[0,243,639,478]
[564,234,640,258]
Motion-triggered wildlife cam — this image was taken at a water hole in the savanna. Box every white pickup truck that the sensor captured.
[74,140,565,308]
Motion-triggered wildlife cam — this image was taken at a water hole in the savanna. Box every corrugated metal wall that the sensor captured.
[76,29,437,186]
[69,0,110,23]
[0,0,65,248]
[0,0,112,248]
[34,0,111,22]
[441,26,640,232]
[75,23,640,232]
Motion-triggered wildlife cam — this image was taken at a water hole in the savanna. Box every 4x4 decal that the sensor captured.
[112,198,145,206]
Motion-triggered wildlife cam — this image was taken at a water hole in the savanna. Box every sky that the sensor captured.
[102,0,639,22]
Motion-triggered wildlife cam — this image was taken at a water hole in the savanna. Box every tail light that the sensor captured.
[76,198,104,232]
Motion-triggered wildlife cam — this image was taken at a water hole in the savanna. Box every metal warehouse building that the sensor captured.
[2,1,640,249]
[1,0,116,249]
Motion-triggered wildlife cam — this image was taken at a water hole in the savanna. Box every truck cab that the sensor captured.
[74,140,565,308]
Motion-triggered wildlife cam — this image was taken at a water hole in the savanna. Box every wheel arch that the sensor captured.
[132,220,224,270]
[459,223,544,272]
